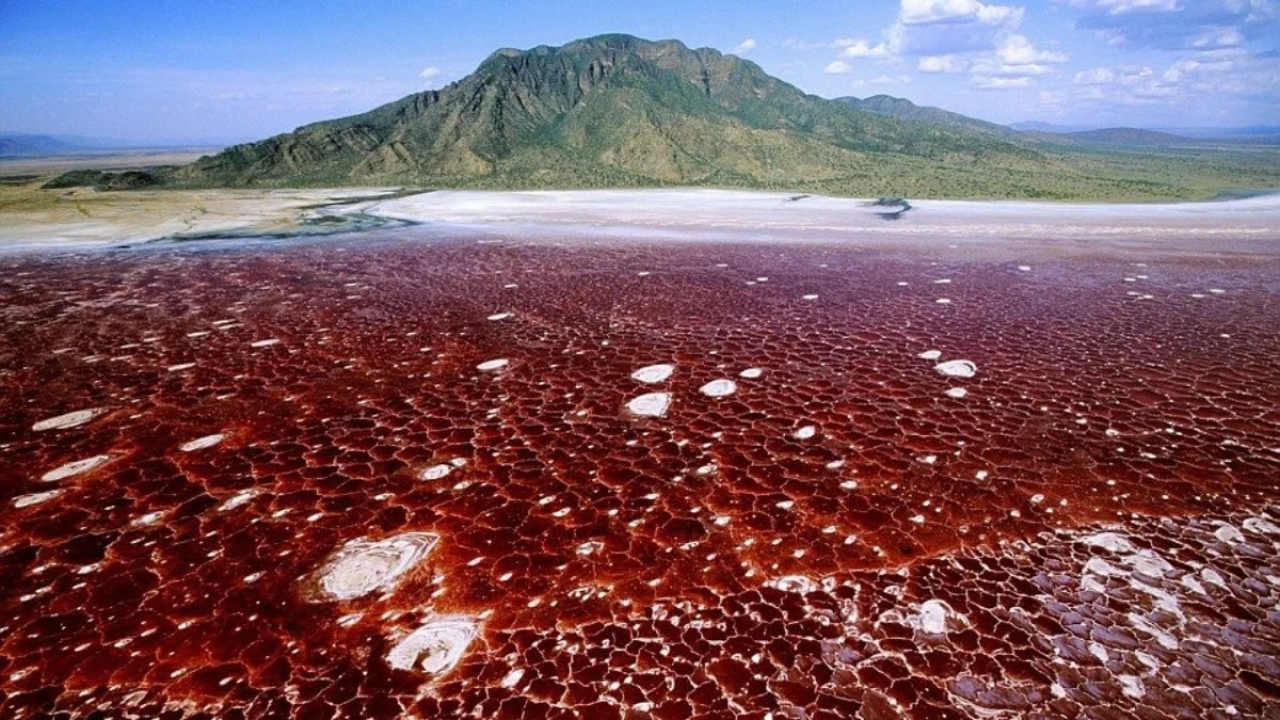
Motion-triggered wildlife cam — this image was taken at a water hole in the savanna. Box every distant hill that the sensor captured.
[0,133,86,157]
[173,34,1280,200]
[837,95,1017,137]
[1062,128,1189,144]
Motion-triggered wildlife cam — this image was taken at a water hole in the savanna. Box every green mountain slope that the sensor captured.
[835,95,1017,138]
[175,34,1280,200]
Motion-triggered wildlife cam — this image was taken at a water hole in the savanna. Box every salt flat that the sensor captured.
[370,188,1280,251]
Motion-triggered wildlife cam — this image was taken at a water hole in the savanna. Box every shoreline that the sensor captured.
[0,186,1277,255]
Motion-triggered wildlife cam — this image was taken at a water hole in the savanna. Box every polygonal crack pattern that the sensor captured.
[1,235,1278,718]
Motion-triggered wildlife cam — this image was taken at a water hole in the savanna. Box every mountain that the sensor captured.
[837,95,1016,138]
[173,34,1280,200]
[178,34,1055,195]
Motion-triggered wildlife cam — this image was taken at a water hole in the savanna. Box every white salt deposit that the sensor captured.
[476,358,509,371]
[933,359,977,378]
[315,532,439,602]
[911,599,964,635]
[935,298,952,304]
[41,455,109,482]
[420,464,453,481]
[917,350,942,360]
[220,490,258,512]
[1243,517,1280,535]
[180,434,225,452]
[1018,265,1031,272]
[699,379,737,397]
[631,364,675,383]
[167,363,196,372]
[500,668,525,688]
[739,367,763,379]
[767,576,817,594]
[250,339,280,348]
[627,392,671,417]
[801,294,819,300]
[487,312,512,321]
[1214,524,1245,544]
[945,387,968,399]
[793,425,817,440]
[32,408,105,432]
[1081,532,1136,554]
[386,617,477,675]
[13,490,63,508]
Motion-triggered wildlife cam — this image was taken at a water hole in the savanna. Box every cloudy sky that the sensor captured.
[1,0,1276,143]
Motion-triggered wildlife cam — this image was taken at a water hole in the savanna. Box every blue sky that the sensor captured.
[1,0,1276,143]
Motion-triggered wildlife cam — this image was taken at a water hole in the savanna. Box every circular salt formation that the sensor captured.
[420,464,453,481]
[626,392,671,418]
[699,379,737,398]
[945,387,968,399]
[631,364,675,384]
[315,532,440,601]
[180,434,225,452]
[739,367,763,379]
[793,425,817,440]
[41,455,110,482]
[916,599,963,635]
[933,359,977,378]
[32,408,105,432]
[917,350,942,360]
[386,617,478,675]
[476,358,508,371]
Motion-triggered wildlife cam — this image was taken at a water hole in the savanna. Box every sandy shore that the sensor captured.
[0,185,399,252]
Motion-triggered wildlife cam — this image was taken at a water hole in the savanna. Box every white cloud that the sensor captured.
[1073,67,1117,84]
[918,54,967,72]
[733,38,758,55]
[841,39,892,58]
[900,0,1023,25]
[419,66,441,82]
[997,35,1069,66]
[825,60,854,74]
[1094,0,1181,15]
[972,75,1033,89]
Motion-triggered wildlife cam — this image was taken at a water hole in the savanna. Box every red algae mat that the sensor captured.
[3,231,1280,719]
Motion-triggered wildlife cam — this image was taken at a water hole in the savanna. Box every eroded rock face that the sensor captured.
[309,533,439,602]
